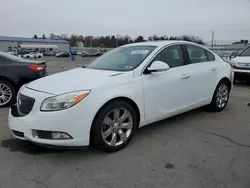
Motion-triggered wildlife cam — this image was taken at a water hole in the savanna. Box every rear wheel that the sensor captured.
[26,56,30,58]
[91,100,138,152]
[207,80,230,112]
[0,80,16,108]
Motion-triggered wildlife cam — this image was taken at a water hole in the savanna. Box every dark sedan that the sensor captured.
[0,51,47,107]
[56,52,71,58]
[81,49,106,57]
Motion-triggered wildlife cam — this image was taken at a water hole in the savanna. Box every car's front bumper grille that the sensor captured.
[17,94,35,116]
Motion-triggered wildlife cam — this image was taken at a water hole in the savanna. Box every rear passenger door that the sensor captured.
[183,44,217,105]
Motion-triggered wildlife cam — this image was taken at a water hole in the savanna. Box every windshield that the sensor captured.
[86,45,156,71]
[239,46,250,57]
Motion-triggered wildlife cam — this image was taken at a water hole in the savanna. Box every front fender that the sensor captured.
[87,78,145,126]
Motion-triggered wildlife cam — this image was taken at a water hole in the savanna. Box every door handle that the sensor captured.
[211,67,217,71]
[181,75,190,79]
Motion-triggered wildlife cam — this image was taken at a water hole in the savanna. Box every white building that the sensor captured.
[0,36,70,53]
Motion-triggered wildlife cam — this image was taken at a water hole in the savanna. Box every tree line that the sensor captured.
[33,33,205,48]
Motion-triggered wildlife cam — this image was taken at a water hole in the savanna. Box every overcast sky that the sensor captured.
[1,0,250,42]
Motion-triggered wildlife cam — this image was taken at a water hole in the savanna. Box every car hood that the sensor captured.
[26,68,132,95]
[233,56,250,63]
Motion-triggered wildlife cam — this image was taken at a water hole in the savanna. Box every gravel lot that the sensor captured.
[0,56,250,188]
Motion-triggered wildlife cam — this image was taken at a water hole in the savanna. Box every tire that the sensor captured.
[207,80,230,112]
[38,56,41,58]
[27,56,30,58]
[91,100,138,152]
[0,80,16,108]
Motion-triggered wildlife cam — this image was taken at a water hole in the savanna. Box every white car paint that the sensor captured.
[230,46,250,75]
[23,52,43,58]
[8,41,233,147]
[231,56,250,73]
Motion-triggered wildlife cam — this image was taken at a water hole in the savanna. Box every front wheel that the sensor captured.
[91,100,138,152]
[207,80,230,112]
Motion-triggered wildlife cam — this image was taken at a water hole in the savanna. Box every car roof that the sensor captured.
[125,40,203,48]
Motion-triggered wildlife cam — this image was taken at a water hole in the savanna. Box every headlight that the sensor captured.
[40,90,90,111]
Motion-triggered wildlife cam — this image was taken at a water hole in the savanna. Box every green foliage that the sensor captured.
[34,33,205,47]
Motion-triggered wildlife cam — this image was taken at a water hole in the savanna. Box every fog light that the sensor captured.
[32,130,72,140]
[51,132,71,139]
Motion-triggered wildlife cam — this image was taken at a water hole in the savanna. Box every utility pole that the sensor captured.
[211,31,215,48]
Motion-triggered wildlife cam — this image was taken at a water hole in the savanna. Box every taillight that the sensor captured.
[28,65,46,72]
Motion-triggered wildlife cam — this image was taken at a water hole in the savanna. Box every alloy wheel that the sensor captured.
[101,108,133,147]
[0,83,12,106]
[216,84,228,108]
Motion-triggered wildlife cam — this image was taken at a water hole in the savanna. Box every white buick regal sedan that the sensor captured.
[9,41,234,152]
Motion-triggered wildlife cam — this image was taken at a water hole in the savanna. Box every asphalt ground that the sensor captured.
[0,56,250,188]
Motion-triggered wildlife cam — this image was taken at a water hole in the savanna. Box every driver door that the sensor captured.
[142,44,192,122]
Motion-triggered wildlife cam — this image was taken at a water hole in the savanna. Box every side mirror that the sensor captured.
[229,52,239,59]
[146,61,170,74]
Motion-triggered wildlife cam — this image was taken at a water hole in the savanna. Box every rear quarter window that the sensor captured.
[206,51,215,61]
[0,56,10,64]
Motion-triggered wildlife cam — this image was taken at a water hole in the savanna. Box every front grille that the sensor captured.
[12,130,24,138]
[36,130,53,139]
[17,94,35,116]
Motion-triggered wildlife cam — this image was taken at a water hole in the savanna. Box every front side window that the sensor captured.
[153,45,184,68]
[87,45,156,71]
[186,45,208,63]
[239,46,250,57]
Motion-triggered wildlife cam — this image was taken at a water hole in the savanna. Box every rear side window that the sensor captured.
[186,45,208,64]
[0,56,9,64]
[206,51,215,61]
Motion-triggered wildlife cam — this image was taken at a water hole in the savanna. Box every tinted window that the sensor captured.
[154,45,184,68]
[206,51,215,61]
[87,45,156,71]
[186,45,208,63]
[0,56,10,64]
[239,46,250,57]
[0,51,24,63]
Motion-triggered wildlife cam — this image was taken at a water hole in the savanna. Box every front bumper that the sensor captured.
[233,68,250,80]
[8,87,93,147]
